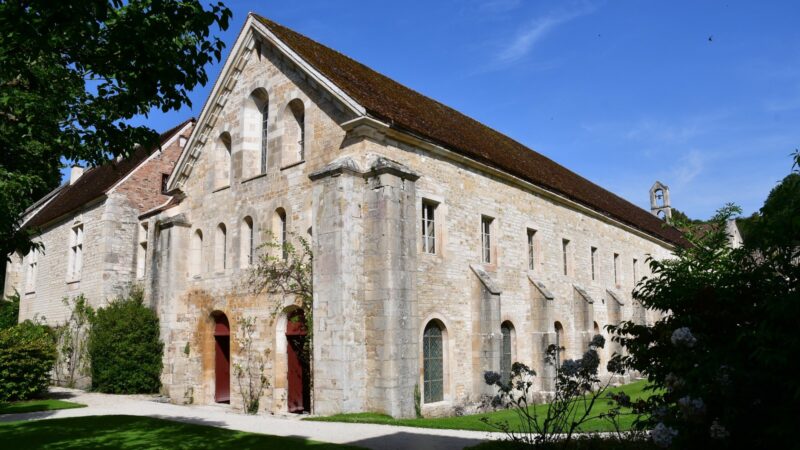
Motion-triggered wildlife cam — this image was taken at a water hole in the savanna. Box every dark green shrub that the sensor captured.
[0,320,56,401]
[88,287,163,394]
[0,292,20,330]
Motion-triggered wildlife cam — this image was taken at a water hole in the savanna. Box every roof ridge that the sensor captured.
[253,14,685,246]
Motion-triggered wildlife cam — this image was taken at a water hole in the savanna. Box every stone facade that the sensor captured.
[6,15,678,419]
[4,122,193,325]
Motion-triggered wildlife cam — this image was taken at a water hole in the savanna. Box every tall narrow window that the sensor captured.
[68,224,84,279]
[190,230,203,277]
[284,99,305,165]
[136,223,148,279]
[423,321,444,403]
[613,253,620,286]
[215,132,232,189]
[633,258,639,285]
[562,239,570,276]
[215,224,227,271]
[25,248,38,292]
[261,102,269,173]
[554,321,565,366]
[500,322,514,385]
[240,217,254,268]
[590,247,597,281]
[274,208,288,260]
[422,201,436,254]
[527,229,536,270]
[481,216,493,264]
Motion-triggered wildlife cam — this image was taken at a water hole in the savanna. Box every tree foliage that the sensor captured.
[232,316,270,414]
[0,291,20,330]
[88,286,163,394]
[0,0,231,257]
[609,158,800,449]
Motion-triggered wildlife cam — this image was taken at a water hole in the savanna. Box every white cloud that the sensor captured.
[497,5,596,64]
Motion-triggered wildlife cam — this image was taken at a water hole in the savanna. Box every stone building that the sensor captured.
[3,120,194,323]
[6,13,686,419]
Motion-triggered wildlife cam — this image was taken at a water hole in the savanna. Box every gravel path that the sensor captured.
[0,388,500,450]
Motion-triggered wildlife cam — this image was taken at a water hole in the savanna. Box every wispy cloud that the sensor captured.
[496,4,596,64]
[478,0,522,13]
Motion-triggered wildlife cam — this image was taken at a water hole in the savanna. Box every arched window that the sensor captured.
[243,89,269,178]
[240,216,254,268]
[215,132,232,189]
[283,99,305,166]
[190,229,203,277]
[501,321,515,385]
[215,223,227,272]
[274,208,287,260]
[554,321,565,366]
[423,321,444,403]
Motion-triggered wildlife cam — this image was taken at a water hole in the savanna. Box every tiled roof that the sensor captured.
[26,119,193,229]
[254,14,685,246]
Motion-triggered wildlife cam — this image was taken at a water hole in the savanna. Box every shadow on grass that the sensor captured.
[346,431,487,450]
[0,415,364,449]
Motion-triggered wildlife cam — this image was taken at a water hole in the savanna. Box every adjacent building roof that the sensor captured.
[26,119,194,229]
[254,14,685,246]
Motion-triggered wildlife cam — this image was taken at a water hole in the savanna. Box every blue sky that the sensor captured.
[79,0,800,220]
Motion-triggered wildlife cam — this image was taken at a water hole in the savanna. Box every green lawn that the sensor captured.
[0,399,86,415]
[308,381,653,433]
[0,415,364,450]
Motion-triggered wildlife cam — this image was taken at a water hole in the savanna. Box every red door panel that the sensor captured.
[215,335,230,403]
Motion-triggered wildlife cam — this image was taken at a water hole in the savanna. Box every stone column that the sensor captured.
[529,276,556,392]
[309,157,368,416]
[470,264,501,397]
[362,157,420,418]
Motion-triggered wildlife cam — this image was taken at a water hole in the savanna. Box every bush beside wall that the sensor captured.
[0,321,56,402]
[88,288,163,394]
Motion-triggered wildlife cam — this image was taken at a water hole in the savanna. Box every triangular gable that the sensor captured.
[167,14,366,191]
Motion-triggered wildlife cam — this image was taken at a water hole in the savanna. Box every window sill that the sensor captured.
[241,172,268,184]
[280,160,305,171]
[24,289,35,295]
[212,184,230,193]
[66,278,81,285]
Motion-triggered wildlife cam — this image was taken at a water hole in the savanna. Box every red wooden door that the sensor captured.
[214,315,230,403]
[286,310,309,413]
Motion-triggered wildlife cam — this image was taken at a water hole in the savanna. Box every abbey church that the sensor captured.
[3,14,684,418]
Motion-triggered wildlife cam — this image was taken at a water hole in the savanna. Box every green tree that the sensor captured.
[609,157,800,449]
[0,292,20,330]
[0,0,231,257]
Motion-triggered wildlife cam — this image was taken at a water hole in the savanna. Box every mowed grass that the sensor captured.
[308,380,653,433]
[0,399,86,415]
[0,415,364,450]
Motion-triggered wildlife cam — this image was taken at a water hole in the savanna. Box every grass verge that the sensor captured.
[0,399,86,415]
[308,380,652,433]
[0,415,364,449]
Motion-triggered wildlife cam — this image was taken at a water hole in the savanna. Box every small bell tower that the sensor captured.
[649,181,672,221]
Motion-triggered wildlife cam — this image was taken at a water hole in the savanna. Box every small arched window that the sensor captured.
[423,321,444,403]
[283,99,305,165]
[190,229,203,277]
[244,89,269,178]
[240,216,254,268]
[554,321,565,366]
[215,132,232,189]
[215,223,227,272]
[500,321,515,385]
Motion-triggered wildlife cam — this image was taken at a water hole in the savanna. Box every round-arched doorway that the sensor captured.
[212,312,230,403]
[285,308,310,413]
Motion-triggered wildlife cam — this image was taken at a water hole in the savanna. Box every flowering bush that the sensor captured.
[608,157,800,449]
